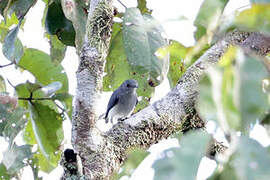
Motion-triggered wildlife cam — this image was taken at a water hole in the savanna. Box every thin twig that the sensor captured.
[6,78,15,88]
[117,0,127,9]
[53,101,66,113]
[0,62,14,68]
[18,97,52,101]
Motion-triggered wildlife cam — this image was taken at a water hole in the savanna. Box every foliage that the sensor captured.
[0,0,270,179]
[153,131,211,180]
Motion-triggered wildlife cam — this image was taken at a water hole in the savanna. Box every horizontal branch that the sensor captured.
[68,31,268,179]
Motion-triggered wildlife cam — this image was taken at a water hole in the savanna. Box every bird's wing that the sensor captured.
[105,89,119,119]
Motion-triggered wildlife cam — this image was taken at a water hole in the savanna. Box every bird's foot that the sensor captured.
[117,117,128,122]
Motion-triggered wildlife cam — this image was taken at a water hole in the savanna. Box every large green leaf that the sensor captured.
[45,1,75,46]
[197,76,219,123]
[18,48,68,93]
[235,4,270,34]
[198,48,268,132]
[235,53,269,132]
[2,21,24,63]
[152,131,210,180]
[60,0,87,50]
[232,136,270,180]
[123,8,169,85]
[0,104,27,142]
[29,102,63,169]
[194,0,229,40]
[15,81,61,112]
[23,120,57,172]
[211,136,270,180]
[198,47,241,132]
[2,144,32,174]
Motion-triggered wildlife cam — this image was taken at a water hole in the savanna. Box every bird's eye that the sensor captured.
[127,84,130,87]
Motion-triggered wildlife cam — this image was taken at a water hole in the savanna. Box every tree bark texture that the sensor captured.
[61,0,270,179]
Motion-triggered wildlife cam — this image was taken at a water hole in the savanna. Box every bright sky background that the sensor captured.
[1,0,270,180]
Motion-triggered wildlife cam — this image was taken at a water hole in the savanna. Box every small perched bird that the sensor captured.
[105,79,138,123]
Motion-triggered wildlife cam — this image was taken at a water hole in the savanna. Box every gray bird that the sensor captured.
[105,79,138,124]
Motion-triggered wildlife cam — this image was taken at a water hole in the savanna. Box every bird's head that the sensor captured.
[121,79,138,92]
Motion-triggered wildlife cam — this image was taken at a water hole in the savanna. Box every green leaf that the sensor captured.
[152,131,210,180]
[2,144,32,174]
[114,148,149,179]
[159,40,189,87]
[194,0,229,40]
[198,47,241,131]
[235,4,270,34]
[0,12,20,28]
[61,0,87,50]
[223,136,270,180]
[18,48,68,93]
[34,149,55,173]
[23,119,36,145]
[0,163,11,180]
[103,24,130,91]
[123,8,169,85]
[197,76,219,123]
[45,1,75,46]
[15,82,60,114]
[0,104,27,142]
[198,48,268,132]
[23,121,57,173]
[137,0,151,14]
[6,0,36,19]
[2,21,24,63]
[0,75,6,92]
[29,102,63,170]
[49,35,67,65]
[235,53,269,132]
[208,164,238,180]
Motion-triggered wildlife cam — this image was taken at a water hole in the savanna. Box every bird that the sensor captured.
[105,79,138,124]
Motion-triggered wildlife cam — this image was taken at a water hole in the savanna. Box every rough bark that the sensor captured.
[61,0,270,179]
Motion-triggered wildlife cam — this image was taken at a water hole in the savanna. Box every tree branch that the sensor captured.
[69,0,114,179]
[64,0,270,179]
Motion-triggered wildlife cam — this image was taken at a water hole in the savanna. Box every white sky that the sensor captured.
[1,0,269,180]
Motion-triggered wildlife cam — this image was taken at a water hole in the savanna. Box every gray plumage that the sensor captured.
[105,79,138,123]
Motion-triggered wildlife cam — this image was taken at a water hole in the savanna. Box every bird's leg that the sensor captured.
[117,117,128,122]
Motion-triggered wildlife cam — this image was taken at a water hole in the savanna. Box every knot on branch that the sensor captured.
[60,149,81,179]
[242,32,270,56]
[181,107,205,133]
